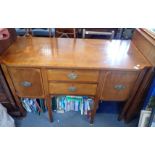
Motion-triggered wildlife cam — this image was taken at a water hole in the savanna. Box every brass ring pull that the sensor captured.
[114,84,126,90]
[67,72,78,80]
[21,81,32,87]
[68,86,77,92]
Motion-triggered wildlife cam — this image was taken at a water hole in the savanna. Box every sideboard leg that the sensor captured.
[90,98,99,124]
[46,95,53,122]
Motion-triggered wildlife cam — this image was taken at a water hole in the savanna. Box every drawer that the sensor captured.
[47,69,99,82]
[8,68,44,97]
[100,71,139,101]
[49,82,97,95]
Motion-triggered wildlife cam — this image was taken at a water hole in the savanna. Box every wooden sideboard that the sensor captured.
[0,28,154,123]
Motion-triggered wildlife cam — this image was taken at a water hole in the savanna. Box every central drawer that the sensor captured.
[47,69,99,82]
[49,83,97,95]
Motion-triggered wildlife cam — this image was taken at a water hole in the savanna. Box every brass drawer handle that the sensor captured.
[21,81,32,87]
[67,72,78,80]
[114,84,126,90]
[68,86,77,92]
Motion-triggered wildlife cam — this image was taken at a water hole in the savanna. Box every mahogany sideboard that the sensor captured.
[0,28,154,123]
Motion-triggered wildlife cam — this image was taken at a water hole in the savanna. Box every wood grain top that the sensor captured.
[132,29,155,66]
[0,37,151,70]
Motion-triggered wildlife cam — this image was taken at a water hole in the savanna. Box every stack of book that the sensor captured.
[21,96,94,118]
[53,96,94,116]
[21,98,47,114]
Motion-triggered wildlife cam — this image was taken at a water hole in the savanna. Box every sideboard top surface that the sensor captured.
[0,37,151,70]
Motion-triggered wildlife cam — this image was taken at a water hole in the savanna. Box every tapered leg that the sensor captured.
[90,98,99,124]
[46,95,53,122]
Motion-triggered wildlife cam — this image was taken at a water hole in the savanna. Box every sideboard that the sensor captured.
[0,28,154,123]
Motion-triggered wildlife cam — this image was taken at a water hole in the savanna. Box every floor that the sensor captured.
[14,111,139,127]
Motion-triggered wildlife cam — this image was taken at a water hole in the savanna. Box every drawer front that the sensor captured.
[8,68,44,97]
[100,71,139,101]
[49,82,97,95]
[47,69,99,82]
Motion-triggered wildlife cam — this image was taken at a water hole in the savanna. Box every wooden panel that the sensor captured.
[41,68,49,97]
[149,47,155,66]
[100,71,139,101]
[47,69,99,82]
[49,82,97,95]
[132,29,155,66]
[8,67,44,97]
[0,37,151,70]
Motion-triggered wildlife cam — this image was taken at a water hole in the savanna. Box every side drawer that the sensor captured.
[49,82,97,95]
[47,69,99,82]
[99,71,139,101]
[8,67,44,97]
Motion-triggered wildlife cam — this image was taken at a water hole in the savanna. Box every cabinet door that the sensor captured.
[99,71,139,101]
[8,68,44,97]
